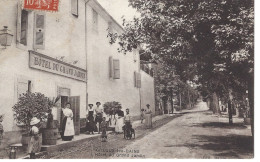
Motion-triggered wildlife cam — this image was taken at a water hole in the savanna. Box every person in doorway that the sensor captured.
[115,108,124,134]
[94,102,103,134]
[86,104,95,134]
[140,109,145,124]
[144,104,153,129]
[100,117,108,142]
[61,103,75,141]
[28,117,42,159]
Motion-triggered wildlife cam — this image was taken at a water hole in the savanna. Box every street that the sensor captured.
[116,101,253,159]
[44,101,253,159]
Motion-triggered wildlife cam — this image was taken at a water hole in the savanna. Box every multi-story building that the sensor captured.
[0,0,155,148]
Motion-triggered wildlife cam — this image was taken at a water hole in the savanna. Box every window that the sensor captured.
[71,0,78,16]
[20,10,28,45]
[17,79,32,98]
[92,9,98,33]
[33,12,46,49]
[134,72,141,88]
[108,22,113,33]
[109,57,120,79]
[113,59,120,79]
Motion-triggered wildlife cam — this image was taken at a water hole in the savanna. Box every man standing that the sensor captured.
[94,102,103,134]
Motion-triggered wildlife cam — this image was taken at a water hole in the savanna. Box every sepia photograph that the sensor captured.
[0,0,254,159]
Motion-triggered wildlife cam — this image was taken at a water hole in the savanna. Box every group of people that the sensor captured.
[85,102,126,135]
[59,102,154,142]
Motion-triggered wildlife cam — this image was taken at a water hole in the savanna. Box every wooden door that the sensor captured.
[69,96,80,135]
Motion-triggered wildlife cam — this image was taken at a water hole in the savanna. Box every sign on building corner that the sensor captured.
[23,0,59,12]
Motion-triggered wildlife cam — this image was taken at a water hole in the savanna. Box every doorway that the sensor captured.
[57,87,80,135]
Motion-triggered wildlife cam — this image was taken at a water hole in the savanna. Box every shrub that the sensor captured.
[103,101,122,114]
[12,92,54,134]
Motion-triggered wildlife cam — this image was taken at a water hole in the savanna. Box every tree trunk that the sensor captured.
[210,92,221,114]
[228,100,233,124]
[247,75,254,137]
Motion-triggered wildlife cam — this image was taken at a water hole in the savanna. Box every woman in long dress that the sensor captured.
[61,103,75,141]
[109,108,116,130]
[144,104,153,129]
[115,109,124,133]
[86,104,95,134]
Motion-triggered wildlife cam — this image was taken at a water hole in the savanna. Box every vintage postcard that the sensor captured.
[0,0,254,159]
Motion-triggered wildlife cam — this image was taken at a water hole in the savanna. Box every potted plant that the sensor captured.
[12,92,53,151]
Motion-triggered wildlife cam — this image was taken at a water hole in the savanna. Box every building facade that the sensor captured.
[0,0,155,147]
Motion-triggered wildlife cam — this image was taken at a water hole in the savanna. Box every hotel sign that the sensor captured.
[29,51,87,82]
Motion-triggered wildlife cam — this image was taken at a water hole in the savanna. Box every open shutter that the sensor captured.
[69,96,80,135]
[134,71,137,87]
[137,73,141,88]
[16,2,22,44]
[109,56,113,78]
[113,59,120,79]
[33,12,45,49]
[17,78,28,98]
[71,0,78,16]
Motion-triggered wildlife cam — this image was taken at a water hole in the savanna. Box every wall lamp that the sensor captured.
[0,26,13,48]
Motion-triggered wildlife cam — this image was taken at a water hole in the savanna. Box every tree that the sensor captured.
[108,0,253,131]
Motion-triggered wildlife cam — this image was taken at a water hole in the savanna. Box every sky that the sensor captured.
[96,0,140,25]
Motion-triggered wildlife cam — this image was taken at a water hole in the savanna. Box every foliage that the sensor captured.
[12,92,54,134]
[103,101,122,114]
[108,0,253,115]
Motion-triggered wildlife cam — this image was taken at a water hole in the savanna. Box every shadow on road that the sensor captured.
[193,134,253,158]
[190,122,247,130]
[165,134,253,158]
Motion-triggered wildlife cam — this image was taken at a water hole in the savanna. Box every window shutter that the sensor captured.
[20,10,28,45]
[108,22,113,33]
[109,56,113,78]
[113,59,120,79]
[16,2,22,44]
[17,78,28,98]
[71,0,78,16]
[134,71,139,87]
[33,12,45,49]
[137,73,141,88]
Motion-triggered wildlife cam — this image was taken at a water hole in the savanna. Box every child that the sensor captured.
[140,108,145,124]
[100,117,107,142]
[28,117,42,159]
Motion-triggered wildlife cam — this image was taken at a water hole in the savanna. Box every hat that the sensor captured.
[30,117,40,126]
[146,104,150,107]
[88,104,93,107]
[96,102,101,105]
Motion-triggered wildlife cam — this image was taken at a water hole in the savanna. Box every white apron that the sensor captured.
[63,108,75,136]
[64,117,75,136]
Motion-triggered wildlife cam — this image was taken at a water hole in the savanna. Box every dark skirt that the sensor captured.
[61,117,73,141]
[86,121,96,133]
[95,113,103,123]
